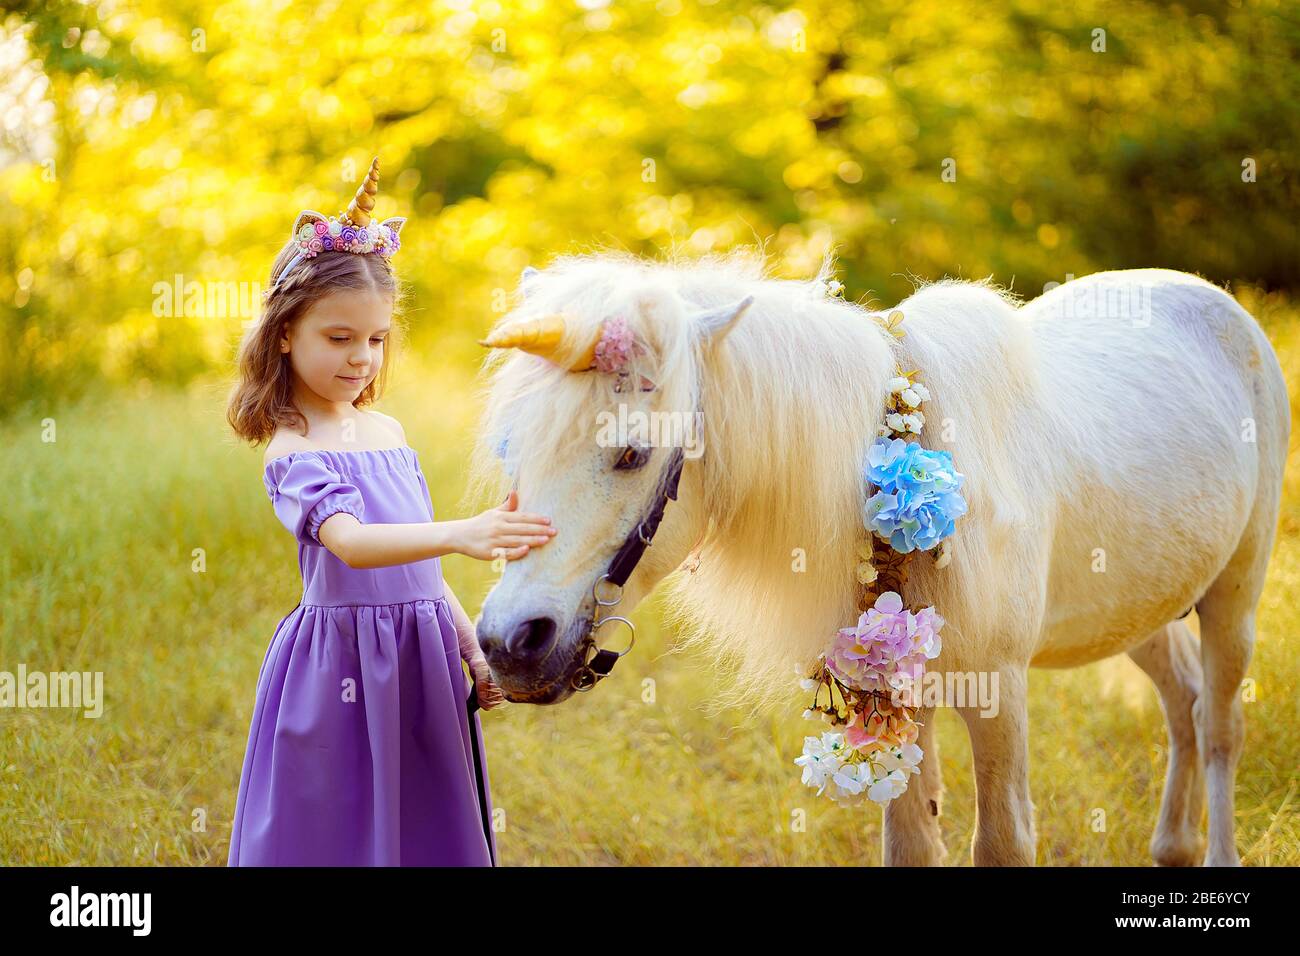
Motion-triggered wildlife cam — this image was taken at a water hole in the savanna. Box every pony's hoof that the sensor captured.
[1202,849,1243,867]
[1151,830,1205,867]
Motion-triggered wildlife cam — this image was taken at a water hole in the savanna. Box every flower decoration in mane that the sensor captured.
[795,305,967,807]
[863,439,967,553]
[826,592,943,694]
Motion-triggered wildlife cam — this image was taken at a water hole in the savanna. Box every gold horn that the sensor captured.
[343,156,381,227]
[477,314,599,371]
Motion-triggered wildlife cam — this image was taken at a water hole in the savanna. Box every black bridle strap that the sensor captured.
[574,444,691,691]
[578,446,687,684]
[605,446,687,587]
[586,646,621,678]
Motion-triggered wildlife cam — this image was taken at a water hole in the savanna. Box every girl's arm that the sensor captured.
[444,583,481,659]
[317,490,556,570]
[445,581,507,710]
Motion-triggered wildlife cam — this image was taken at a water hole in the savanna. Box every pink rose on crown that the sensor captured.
[594,316,646,374]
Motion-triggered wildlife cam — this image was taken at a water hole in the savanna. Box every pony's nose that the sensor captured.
[488,616,559,665]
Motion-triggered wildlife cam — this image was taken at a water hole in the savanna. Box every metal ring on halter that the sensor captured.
[571,575,634,692]
[571,655,599,691]
[571,615,636,693]
[570,633,602,692]
[592,574,623,608]
[591,614,636,657]
[636,523,653,546]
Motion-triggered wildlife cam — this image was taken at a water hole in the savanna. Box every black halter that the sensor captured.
[606,447,687,587]
[569,444,687,691]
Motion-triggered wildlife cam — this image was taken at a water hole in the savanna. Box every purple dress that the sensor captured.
[227,446,497,866]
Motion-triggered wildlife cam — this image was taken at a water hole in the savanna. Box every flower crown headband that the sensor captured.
[263,156,407,301]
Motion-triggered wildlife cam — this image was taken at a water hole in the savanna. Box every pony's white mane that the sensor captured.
[467,245,1028,716]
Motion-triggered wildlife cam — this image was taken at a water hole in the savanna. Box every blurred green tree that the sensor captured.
[0,0,1295,417]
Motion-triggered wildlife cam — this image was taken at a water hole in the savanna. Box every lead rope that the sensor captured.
[464,696,496,865]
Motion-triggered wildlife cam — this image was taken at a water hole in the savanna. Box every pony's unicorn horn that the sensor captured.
[343,157,381,227]
[478,313,599,371]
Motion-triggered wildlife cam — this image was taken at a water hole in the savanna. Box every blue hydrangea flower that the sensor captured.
[862,437,966,552]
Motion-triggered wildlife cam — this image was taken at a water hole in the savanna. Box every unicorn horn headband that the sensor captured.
[264,156,408,298]
[478,314,601,372]
[478,277,754,377]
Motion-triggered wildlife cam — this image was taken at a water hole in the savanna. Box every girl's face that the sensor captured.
[281,288,393,404]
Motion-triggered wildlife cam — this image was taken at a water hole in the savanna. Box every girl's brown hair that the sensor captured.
[226,240,407,445]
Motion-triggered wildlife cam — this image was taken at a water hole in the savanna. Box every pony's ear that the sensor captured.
[692,295,754,346]
[381,216,407,236]
[290,210,329,238]
[519,265,541,297]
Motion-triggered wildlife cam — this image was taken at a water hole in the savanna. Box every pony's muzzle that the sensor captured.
[476,606,594,704]
[507,616,559,661]
[479,615,559,668]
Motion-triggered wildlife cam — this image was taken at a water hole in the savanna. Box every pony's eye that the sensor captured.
[614,444,651,471]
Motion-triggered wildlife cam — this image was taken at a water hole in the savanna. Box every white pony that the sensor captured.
[469,249,1289,866]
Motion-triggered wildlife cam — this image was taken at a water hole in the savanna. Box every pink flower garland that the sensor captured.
[826,592,943,699]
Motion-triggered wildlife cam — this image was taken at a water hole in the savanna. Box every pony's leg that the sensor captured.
[1192,463,1281,866]
[883,707,947,866]
[1193,604,1254,868]
[1127,621,1206,866]
[958,667,1036,865]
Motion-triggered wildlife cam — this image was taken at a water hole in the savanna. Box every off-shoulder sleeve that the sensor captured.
[265,454,366,546]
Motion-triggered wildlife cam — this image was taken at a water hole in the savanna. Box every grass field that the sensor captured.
[2,289,1297,865]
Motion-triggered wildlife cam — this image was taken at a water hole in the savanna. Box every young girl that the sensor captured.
[223,158,556,866]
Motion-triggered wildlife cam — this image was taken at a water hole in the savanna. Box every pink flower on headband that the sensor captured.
[594,316,645,374]
[313,221,328,237]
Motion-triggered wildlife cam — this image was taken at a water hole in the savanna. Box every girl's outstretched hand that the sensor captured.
[455,489,556,562]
